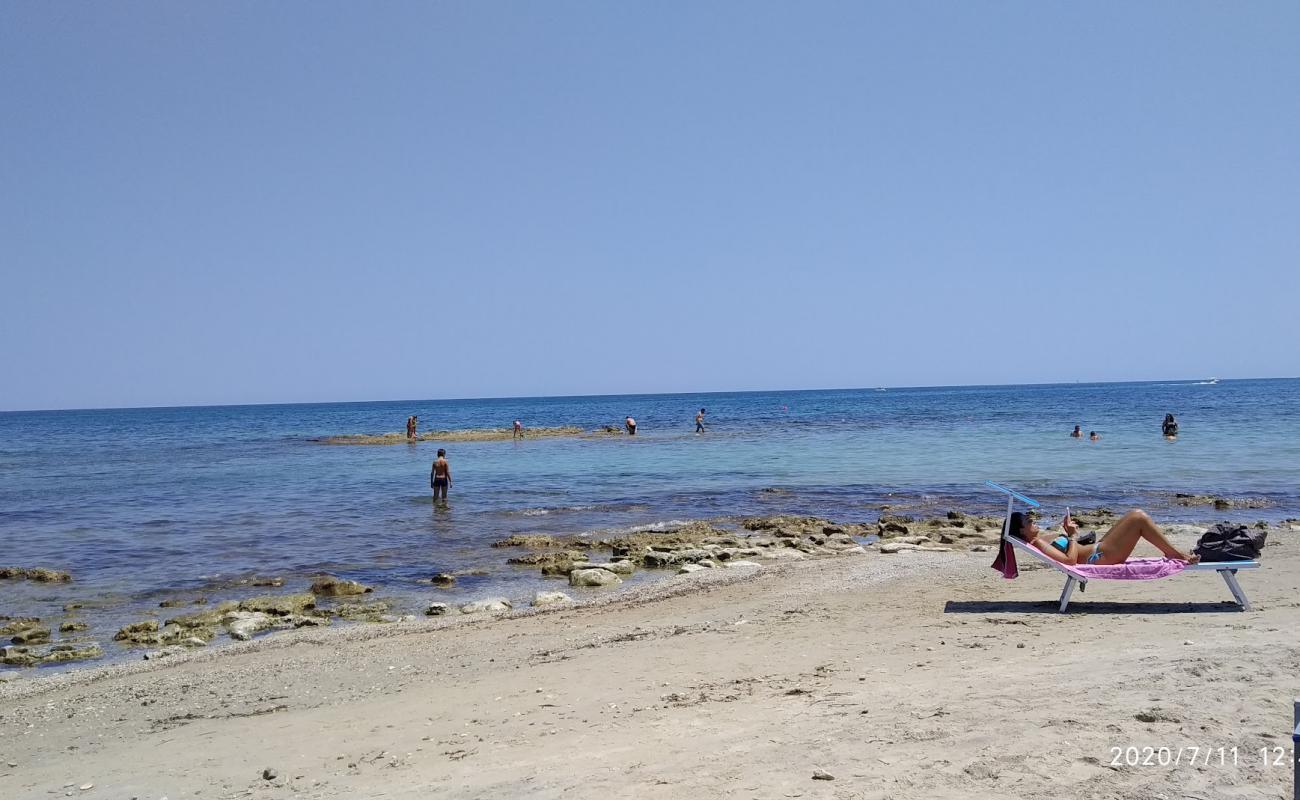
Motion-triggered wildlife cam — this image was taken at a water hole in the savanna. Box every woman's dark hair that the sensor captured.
[1008,511,1031,541]
[1165,413,1175,423]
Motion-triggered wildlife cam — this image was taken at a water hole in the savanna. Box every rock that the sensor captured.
[641,551,680,568]
[459,598,512,614]
[879,542,920,554]
[570,568,622,587]
[262,768,278,781]
[677,563,706,574]
[11,626,51,645]
[837,546,868,556]
[114,620,160,642]
[286,614,330,628]
[251,576,285,587]
[41,643,103,664]
[725,560,762,569]
[970,545,991,553]
[309,576,372,596]
[239,593,316,616]
[696,559,718,568]
[0,617,42,637]
[59,621,89,633]
[0,646,39,667]
[603,560,636,576]
[6,567,73,583]
[531,591,574,607]
[491,534,558,548]
[430,572,456,587]
[812,770,835,780]
[332,600,393,622]
[426,602,450,616]
[226,612,275,641]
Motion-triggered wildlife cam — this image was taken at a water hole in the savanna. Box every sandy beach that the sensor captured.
[2,526,1295,800]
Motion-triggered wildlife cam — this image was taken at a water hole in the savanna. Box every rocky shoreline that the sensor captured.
[3,508,1294,674]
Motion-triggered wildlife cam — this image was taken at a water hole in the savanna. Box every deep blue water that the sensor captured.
[2,378,1297,667]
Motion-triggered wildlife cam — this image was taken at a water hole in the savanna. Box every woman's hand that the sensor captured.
[1063,518,1079,537]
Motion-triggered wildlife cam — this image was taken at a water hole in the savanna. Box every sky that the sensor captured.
[2,2,1297,411]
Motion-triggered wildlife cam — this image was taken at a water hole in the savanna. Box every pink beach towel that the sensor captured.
[1062,558,1187,581]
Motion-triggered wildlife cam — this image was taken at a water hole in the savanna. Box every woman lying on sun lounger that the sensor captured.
[1009,510,1200,566]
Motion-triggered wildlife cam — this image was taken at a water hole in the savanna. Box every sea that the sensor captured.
[2,378,1297,670]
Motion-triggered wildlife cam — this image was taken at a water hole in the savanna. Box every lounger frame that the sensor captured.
[986,481,1260,612]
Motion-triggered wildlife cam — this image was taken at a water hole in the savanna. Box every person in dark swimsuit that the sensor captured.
[625,416,637,435]
[430,449,452,503]
[1162,413,1179,438]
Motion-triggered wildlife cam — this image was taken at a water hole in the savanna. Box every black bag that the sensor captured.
[1193,523,1266,562]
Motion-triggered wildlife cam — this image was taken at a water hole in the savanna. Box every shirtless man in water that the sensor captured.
[430,449,452,503]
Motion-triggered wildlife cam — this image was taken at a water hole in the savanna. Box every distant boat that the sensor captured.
[1207,377,1220,384]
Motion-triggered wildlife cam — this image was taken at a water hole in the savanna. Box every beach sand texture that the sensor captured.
[1,531,1295,800]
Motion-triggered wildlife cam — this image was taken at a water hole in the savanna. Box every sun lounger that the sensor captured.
[986,481,1260,612]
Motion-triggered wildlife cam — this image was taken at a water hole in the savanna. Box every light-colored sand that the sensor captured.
[2,531,1296,800]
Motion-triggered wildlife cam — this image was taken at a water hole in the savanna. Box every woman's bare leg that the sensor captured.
[1096,510,1199,565]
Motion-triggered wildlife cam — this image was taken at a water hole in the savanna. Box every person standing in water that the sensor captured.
[1089,431,1101,441]
[695,408,706,433]
[625,416,637,435]
[1162,413,1179,439]
[513,419,524,440]
[1070,424,1082,438]
[406,415,418,440]
[430,448,452,503]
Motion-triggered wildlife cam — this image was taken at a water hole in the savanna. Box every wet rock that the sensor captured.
[460,598,511,614]
[431,572,456,587]
[492,534,559,548]
[602,560,636,576]
[286,614,331,628]
[251,576,285,587]
[59,621,89,633]
[310,576,372,596]
[641,551,680,568]
[166,603,238,630]
[570,568,622,587]
[0,617,42,637]
[0,567,72,582]
[425,602,450,616]
[226,612,275,641]
[41,643,103,664]
[531,591,574,607]
[332,600,393,622]
[0,646,39,667]
[677,563,706,574]
[239,593,316,616]
[26,567,72,582]
[114,620,160,642]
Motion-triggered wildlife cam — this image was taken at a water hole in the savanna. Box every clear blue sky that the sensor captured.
[2,2,1297,410]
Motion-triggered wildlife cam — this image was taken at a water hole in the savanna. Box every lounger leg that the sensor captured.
[1059,577,1077,613]
[1220,569,1252,611]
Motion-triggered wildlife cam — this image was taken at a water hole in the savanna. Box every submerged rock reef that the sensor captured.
[314,426,587,445]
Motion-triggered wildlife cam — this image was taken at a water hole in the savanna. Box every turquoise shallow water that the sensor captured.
[1,378,1297,668]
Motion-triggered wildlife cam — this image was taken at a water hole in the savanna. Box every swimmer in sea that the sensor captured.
[1071,424,1082,438]
[1089,431,1101,441]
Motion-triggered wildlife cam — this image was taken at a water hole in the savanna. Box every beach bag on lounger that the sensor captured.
[1193,523,1266,562]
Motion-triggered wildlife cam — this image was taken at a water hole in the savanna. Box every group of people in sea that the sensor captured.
[1069,413,1181,442]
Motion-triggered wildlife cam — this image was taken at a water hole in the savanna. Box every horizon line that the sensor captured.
[2,375,1294,415]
